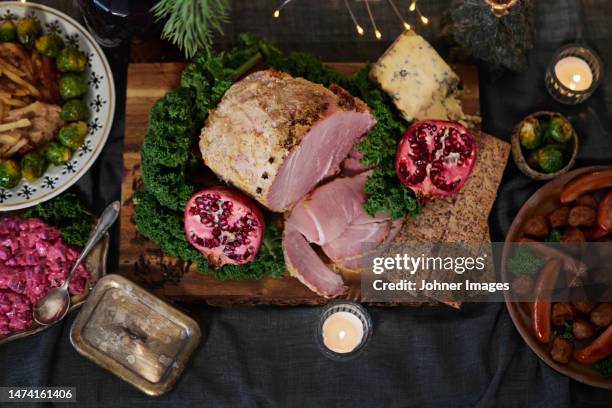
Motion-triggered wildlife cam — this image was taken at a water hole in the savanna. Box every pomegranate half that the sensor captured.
[395,119,477,197]
[184,187,265,266]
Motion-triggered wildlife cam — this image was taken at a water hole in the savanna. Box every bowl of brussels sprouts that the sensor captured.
[0,2,115,211]
[511,111,578,180]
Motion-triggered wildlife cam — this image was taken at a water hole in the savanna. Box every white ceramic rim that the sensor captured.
[0,1,116,211]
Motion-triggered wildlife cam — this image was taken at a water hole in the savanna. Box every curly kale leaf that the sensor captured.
[595,355,612,379]
[553,321,574,341]
[508,246,546,276]
[24,191,93,247]
[142,88,197,168]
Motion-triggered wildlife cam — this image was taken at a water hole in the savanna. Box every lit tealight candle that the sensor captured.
[545,44,602,105]
[554,56,593,91]
[322,311,364,354]
[317,302,372,359]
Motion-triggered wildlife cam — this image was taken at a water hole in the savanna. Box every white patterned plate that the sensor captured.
[0,2,115,211]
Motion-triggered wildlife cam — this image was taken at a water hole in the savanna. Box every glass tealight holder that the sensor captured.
[315,301,373,361]
[545,43,603,105]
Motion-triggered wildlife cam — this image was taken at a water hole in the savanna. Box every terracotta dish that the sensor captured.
[503,165,612,389]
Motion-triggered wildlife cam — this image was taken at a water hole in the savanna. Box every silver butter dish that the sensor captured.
[70,274,201,396]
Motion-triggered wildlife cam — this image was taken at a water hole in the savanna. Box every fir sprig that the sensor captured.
[152,0,230,58]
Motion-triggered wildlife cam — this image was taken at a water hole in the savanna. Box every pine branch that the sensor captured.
[152,0,230,58]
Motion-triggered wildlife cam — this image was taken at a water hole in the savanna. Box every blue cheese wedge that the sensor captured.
[370,30,464,123]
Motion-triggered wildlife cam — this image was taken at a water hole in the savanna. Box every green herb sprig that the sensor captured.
[152,0,230,58]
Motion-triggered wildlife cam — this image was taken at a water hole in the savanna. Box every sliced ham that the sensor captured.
[341,145,372,176]
[199,69,376,212]
[327,218,403,272]
[283,172,402,297]
[283,225,346,298]
[287,172,367,245]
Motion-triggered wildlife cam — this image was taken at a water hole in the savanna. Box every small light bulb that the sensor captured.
[409,1,416,12]
[403,22,411,30]
[339,330,346,340]
[572,74,581,82]
[273,9,280,18]
[375,29,382,40]
[356,25,364,35]
[420,15,429,24]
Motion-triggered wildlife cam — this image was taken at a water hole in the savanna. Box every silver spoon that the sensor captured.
[33,201,121,326]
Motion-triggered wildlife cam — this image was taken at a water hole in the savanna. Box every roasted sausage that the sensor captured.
[517,239,587,279]
[585,225,610,241]
[574,324,612,363]
[572,319,595,340]
[551,337,573,364]
[533,259,562,344]
[590,303,612,327]
[552,302,575,325]
[548,207,570,229]
[568,206,597,228]
[597,190,612,231]
[572,301,596,314]
[561,227,586,243]
[560,170,612,204]
[576,194,599,209]
[523,215,549,239]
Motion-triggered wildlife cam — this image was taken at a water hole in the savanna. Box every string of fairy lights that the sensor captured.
[273,0,429,39]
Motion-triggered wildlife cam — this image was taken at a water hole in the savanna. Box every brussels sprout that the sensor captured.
[546,117,573,144]
[58,121,88,149]
[59,73,88,100]
[44,142,72,165]
[0,159,20,188]
[526,149,540,170]
[16,17,42,48]
[537,145,565,173]
[519,117,543,150]
[0,20,16,42]
[21,152,47,181]
[56,47,87,73]
[60,99,89,122]
[34,33,64,58]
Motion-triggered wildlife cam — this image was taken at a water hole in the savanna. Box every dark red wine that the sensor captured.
[78,0,158,47]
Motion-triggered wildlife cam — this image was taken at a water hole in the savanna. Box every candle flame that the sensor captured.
[273,9,280,18]
[356,25,364,35]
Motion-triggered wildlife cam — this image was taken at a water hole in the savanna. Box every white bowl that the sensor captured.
[0,2,115,211]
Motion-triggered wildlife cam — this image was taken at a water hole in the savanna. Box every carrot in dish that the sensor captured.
[532,258,562,344]
[574,324,612,364]
[560,170,612,204]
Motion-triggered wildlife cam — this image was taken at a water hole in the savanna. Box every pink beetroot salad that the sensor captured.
[0,216,90,336]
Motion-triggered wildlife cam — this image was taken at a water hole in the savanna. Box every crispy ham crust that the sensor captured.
[199,69,376,212]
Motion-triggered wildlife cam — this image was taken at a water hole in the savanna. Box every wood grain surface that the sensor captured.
[118,62,480,306]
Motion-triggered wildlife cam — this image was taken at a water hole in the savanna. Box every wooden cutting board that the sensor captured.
[118,62,480,306]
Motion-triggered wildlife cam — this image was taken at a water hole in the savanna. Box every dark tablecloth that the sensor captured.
[1,1,612,407]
